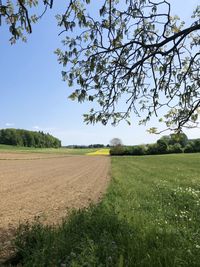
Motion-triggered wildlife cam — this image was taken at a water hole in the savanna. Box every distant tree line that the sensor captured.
[110,133,200,156]
[0,129,61,148]
[65,144,110,149]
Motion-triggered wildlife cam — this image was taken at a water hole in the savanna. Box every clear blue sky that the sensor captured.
[0,0,199,145]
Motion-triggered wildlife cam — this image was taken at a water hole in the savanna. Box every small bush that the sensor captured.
[110,146,126,155]
[167,143,183,154]
[123,146,133,155]
[110,145,147,156]
[157,139,168,154]
[184,144,195,153]
[146,144,159,155]
[130,145,146,155]
[193,139,200,152]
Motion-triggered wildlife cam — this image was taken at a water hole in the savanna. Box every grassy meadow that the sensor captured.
[5,154,200,266]
[0,144,98,155]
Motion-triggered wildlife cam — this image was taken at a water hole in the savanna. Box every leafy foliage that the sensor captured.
[157,139,168,154]
[110,137,123,147]
[1,1,200,131]
[167,143,183,154]
[109,133,200,155]
[110,145,126,156]
[56,0,200,131]
[0,0,53,44]
[184,139,200,153]
[0,128,61,148]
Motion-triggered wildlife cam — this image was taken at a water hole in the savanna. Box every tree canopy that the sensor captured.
[1,0,200,132]
[0,128,61,148]
[110,138,122,147]
[0,0,53,43]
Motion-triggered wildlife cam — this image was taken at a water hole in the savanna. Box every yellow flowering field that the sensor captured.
[87,148,110,155]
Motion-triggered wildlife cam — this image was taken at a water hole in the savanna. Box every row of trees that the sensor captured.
[110,133,200,156]
[65,144,110,149]
[0,129,61,148]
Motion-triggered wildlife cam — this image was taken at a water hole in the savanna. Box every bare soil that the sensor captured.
[0,153,110,261]
[0,152,66,160]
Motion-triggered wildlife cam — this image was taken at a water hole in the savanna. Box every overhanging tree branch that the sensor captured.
[56,0,200,131]
[0,0,54,43]
[1,0,200,132]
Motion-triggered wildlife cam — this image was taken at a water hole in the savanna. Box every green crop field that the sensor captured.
[5,154,200,266]
[0,144,97,155]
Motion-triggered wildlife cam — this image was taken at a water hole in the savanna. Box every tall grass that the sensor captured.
[7,154,200,266]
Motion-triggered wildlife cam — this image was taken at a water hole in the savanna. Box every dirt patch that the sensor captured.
[0,154,110,262]
[0,152,66,160]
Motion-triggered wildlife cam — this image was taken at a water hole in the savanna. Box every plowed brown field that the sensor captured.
[0,153,110,261]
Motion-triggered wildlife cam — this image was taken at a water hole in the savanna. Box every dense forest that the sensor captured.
[0,129,61,148]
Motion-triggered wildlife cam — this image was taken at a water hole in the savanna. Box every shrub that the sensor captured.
[157,139,168,154]
[169,133,188,147]
[184,143,195,153]
[131,145,146,155]
[109,137,200,156]
[146,144,159,155]
[123,146,133,155]
[193,139,200,152]
[167,143,183,154]
[110,145,147,156]
[109,146,126,155]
